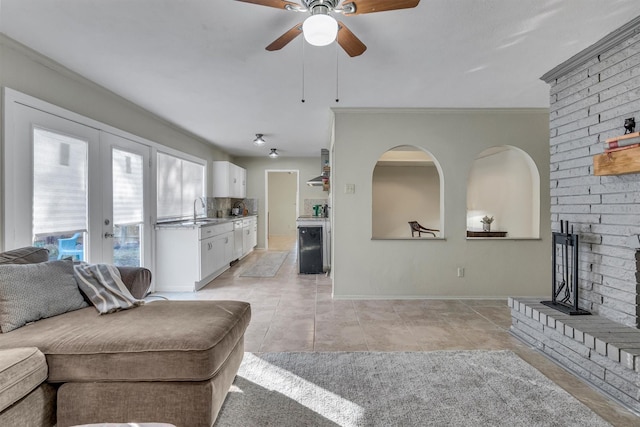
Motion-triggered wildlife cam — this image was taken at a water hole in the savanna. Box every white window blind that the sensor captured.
[157,152,205,220]
[33,128,88,236]
[113,148,144,225]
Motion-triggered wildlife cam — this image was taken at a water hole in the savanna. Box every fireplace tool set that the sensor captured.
[542,220,590,315]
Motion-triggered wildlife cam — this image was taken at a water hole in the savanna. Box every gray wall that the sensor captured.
[332,108,551,299]
[544,25,640,327]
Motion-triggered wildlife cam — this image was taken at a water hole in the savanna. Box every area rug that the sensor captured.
[239,251,288,277]
[214,351,610,427]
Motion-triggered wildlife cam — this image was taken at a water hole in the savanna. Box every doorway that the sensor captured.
[265,170,299,250]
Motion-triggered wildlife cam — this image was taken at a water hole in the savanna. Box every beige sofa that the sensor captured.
[0,247,251,427]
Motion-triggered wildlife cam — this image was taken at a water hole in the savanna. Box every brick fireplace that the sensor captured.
[510,16,640,412]
[543,16,640,328]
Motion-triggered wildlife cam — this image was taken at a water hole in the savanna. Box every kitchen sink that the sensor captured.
[186,218,223,225]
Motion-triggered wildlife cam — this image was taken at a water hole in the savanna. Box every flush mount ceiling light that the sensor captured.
[253,133,266,146]
[302,10,338,47]
[269,148,279,159]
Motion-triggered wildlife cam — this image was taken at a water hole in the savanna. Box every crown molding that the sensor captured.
[541,16,640,83]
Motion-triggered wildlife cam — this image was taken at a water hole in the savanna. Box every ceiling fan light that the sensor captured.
[253,133,265,146]
[303,14,338,47]
[269,148,279,159]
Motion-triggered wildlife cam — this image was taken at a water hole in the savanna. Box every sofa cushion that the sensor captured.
[0,259,89,332]
[0,246,48,265]
[0,300,251,383]
[0,347,48,412]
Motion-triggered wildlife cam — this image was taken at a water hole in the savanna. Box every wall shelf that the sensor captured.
[593,145,640,176]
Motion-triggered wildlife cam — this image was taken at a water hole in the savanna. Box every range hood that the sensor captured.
[306,148,330,186]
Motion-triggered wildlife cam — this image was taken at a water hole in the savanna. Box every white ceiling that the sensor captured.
[1,0,639,158]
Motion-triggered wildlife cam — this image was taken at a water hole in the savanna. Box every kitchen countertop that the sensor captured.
[296,216,329,221]
[155,214,257,229]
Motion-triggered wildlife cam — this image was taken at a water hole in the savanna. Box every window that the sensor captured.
[157,152,205,221]
[33,128,89,260]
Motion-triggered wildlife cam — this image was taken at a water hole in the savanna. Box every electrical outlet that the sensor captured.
[457,267,464,278]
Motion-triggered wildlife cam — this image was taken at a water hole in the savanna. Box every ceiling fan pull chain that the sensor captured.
[335,41,340,103]
[301,39,306,103]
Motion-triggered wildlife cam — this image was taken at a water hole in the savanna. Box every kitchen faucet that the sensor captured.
[193,197,206,223]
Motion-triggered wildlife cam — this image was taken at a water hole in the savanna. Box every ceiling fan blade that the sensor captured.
[235,0,300,10]
[342,0,420,15]
[266,23,303,51]
[337,22,367,57]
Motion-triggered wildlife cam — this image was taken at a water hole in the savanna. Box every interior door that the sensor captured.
[267,171,298,237]
[100,132,151,267]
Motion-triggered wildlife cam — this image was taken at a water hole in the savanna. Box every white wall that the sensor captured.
[235,156,327,249]
[372,165,440,238]
[332,108,550,299]
[0,35,230,249]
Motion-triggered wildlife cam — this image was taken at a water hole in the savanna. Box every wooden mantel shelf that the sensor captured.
[593,145,640,176]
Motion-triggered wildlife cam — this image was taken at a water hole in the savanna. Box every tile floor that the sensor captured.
[154,236,639,425]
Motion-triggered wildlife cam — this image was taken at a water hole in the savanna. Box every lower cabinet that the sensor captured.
[200,232,231,280]
[242,217,257,257]
[155,222,234,292]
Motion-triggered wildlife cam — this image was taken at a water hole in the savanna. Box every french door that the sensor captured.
[101,133,151,267]
[4,102,151,267]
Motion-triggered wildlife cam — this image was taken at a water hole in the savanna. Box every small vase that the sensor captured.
[482,222,491,232]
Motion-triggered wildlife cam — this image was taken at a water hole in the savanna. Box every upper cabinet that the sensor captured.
[212,161,246,198]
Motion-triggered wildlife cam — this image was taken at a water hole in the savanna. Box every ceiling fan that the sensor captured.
[235,0,420,57]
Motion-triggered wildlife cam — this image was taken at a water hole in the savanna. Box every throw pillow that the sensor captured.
[73,263,144,314]
[0,259,89,333]
[0,246,48,265]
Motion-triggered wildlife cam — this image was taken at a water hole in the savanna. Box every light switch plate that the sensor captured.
[344,183,355,194]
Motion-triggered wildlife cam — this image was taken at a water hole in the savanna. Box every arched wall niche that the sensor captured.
[466,145,540,238]
[371,145,444,239]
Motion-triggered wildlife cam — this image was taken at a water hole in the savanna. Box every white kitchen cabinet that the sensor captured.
[212,161,246,198]
[251,218,257,248]
[242,217,257,257]
[234,165,246,198]
[222,231,234,264]
[199,237,215,279]
[155,221,234,292]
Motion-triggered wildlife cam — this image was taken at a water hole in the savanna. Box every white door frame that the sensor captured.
[3,88,157,269]
[264,169,299,250]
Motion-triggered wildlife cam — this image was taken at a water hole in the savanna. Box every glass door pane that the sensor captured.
[112,148,144,266]
[101,132,150,268]
[32,128,88,261]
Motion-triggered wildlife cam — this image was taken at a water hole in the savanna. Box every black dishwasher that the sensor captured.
[298,226,323,274]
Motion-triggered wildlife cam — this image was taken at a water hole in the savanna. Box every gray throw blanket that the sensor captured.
[73,263,144,314]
